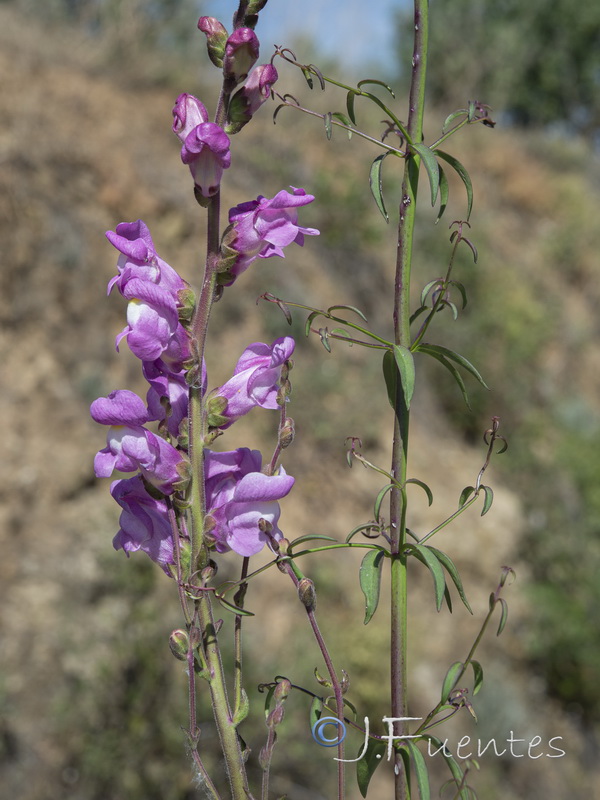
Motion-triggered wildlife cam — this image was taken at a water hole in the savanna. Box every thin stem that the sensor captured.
[390,1,429,798]
[282,563,345,800]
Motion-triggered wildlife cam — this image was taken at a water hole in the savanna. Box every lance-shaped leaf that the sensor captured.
[382,349,398,410]
[215,593,255,616]
[480,485,494,516]
[404,740,430,800]
[327,304,368,322]
[359,549,385,624]
[459,485,476,506]
[417,343,488,390]
[424,736,472,800]
[442,108,468,133]
[393,344,416,410]
[436,164,449,223]
[436,150,473,220]
[428,546,473,614]
[441,660,464,702]
[358,78,396,98]
[406,478,433,506]
[346,90,358,124]
[309,695,323,729]
[369,151,393,222]
[324,111,333,140]
[233,688,249,725]
[407,544,446,611]
[495,597,509,636]
[357,737,387,798]
[471,660,484,695]
[415,345,472,409]
[374,483,395,523]
[331,111,353,139]
[411,142,440,207]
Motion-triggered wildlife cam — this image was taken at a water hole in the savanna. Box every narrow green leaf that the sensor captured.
[215,594,255,616]
[417,343,488,389]
[442,109,467,133]
[289,533,338,549]
[480,485,494,516]
[411,142,440,206]
[420,278,442,307]
[319,328,331,352]
[441,661,464,702]
[263,683,276,716]
[330,326,352,340]
[496,597,509,636]
[393,344,416,410]
[369,152,391,222]
[382,349,397,411]
[233,688,249,725]
[449,279,468,309]
[331,111,353,139]
[405,478,433,506]
[346,523,380,543]
[443,583,453,613]
[428,546,473,614]
[324,111,333,140]
[405,740,430,800]
[408,544,447,612]
[374,483,395,523]
[346,90,357,124]
[309,696,323,729]
[436,150,473,220]
[436,164,449,223]
[357,78,396,98]
[305,310,320,337]
[471,660,484,695]
[301,66,314,89]
[459,486,476,506]
[327,304,368,322]
[359,549,385,624]
[357,737,387,798]
[418,346,472,409]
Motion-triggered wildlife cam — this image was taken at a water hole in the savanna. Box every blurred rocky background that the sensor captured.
[1,1,599,798]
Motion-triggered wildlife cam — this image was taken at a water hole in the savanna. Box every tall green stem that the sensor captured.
[390,1,429,798]
[187,190,249,798]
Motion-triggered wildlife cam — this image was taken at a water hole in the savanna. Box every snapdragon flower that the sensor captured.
[208,337,294,427]
[91,390,186,494]
[205,448,294,556]
[172,93,231,198]
[111,476,175,572]
[106,220,191,367]
[143,359,191,437]
[225,63,278,134]
[223,187,319,282]
[222,28,260,86]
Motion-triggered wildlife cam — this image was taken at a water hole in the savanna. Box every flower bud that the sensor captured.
[169,629,189,661]
[298,577,317,611]
[266,705,285,728]
[198,17,228,68]
[274,678,292,701]
[223,28,259,87]
[279,417,295,449]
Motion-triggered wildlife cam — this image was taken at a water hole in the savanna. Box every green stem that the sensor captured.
[390,2,428,798]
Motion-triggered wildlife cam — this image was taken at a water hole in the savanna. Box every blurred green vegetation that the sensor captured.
[395,0,600,137]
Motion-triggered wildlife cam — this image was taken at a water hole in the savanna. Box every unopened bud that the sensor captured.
[298,577,317,611]
[279,417,295,448]
[198,17,228,68]
[266,705,285,728]
[258,744,271,770]
[223,28,259,87]
[274,678,292,701]
[169,629,189,661]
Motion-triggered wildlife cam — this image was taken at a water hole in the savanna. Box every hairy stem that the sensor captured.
[390,1,428,797]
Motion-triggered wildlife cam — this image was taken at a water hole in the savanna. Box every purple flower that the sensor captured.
[106,220,191,366]
[226,187,319,280]
[91,390,185,494]
[111,476,175,572]
[223,28,260,86]
[106,220,187,299]
[143,359,191,437]
[205,448,294,556]
[225,63,278,134]
[172,94,231,198]
[210,337,294,426]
